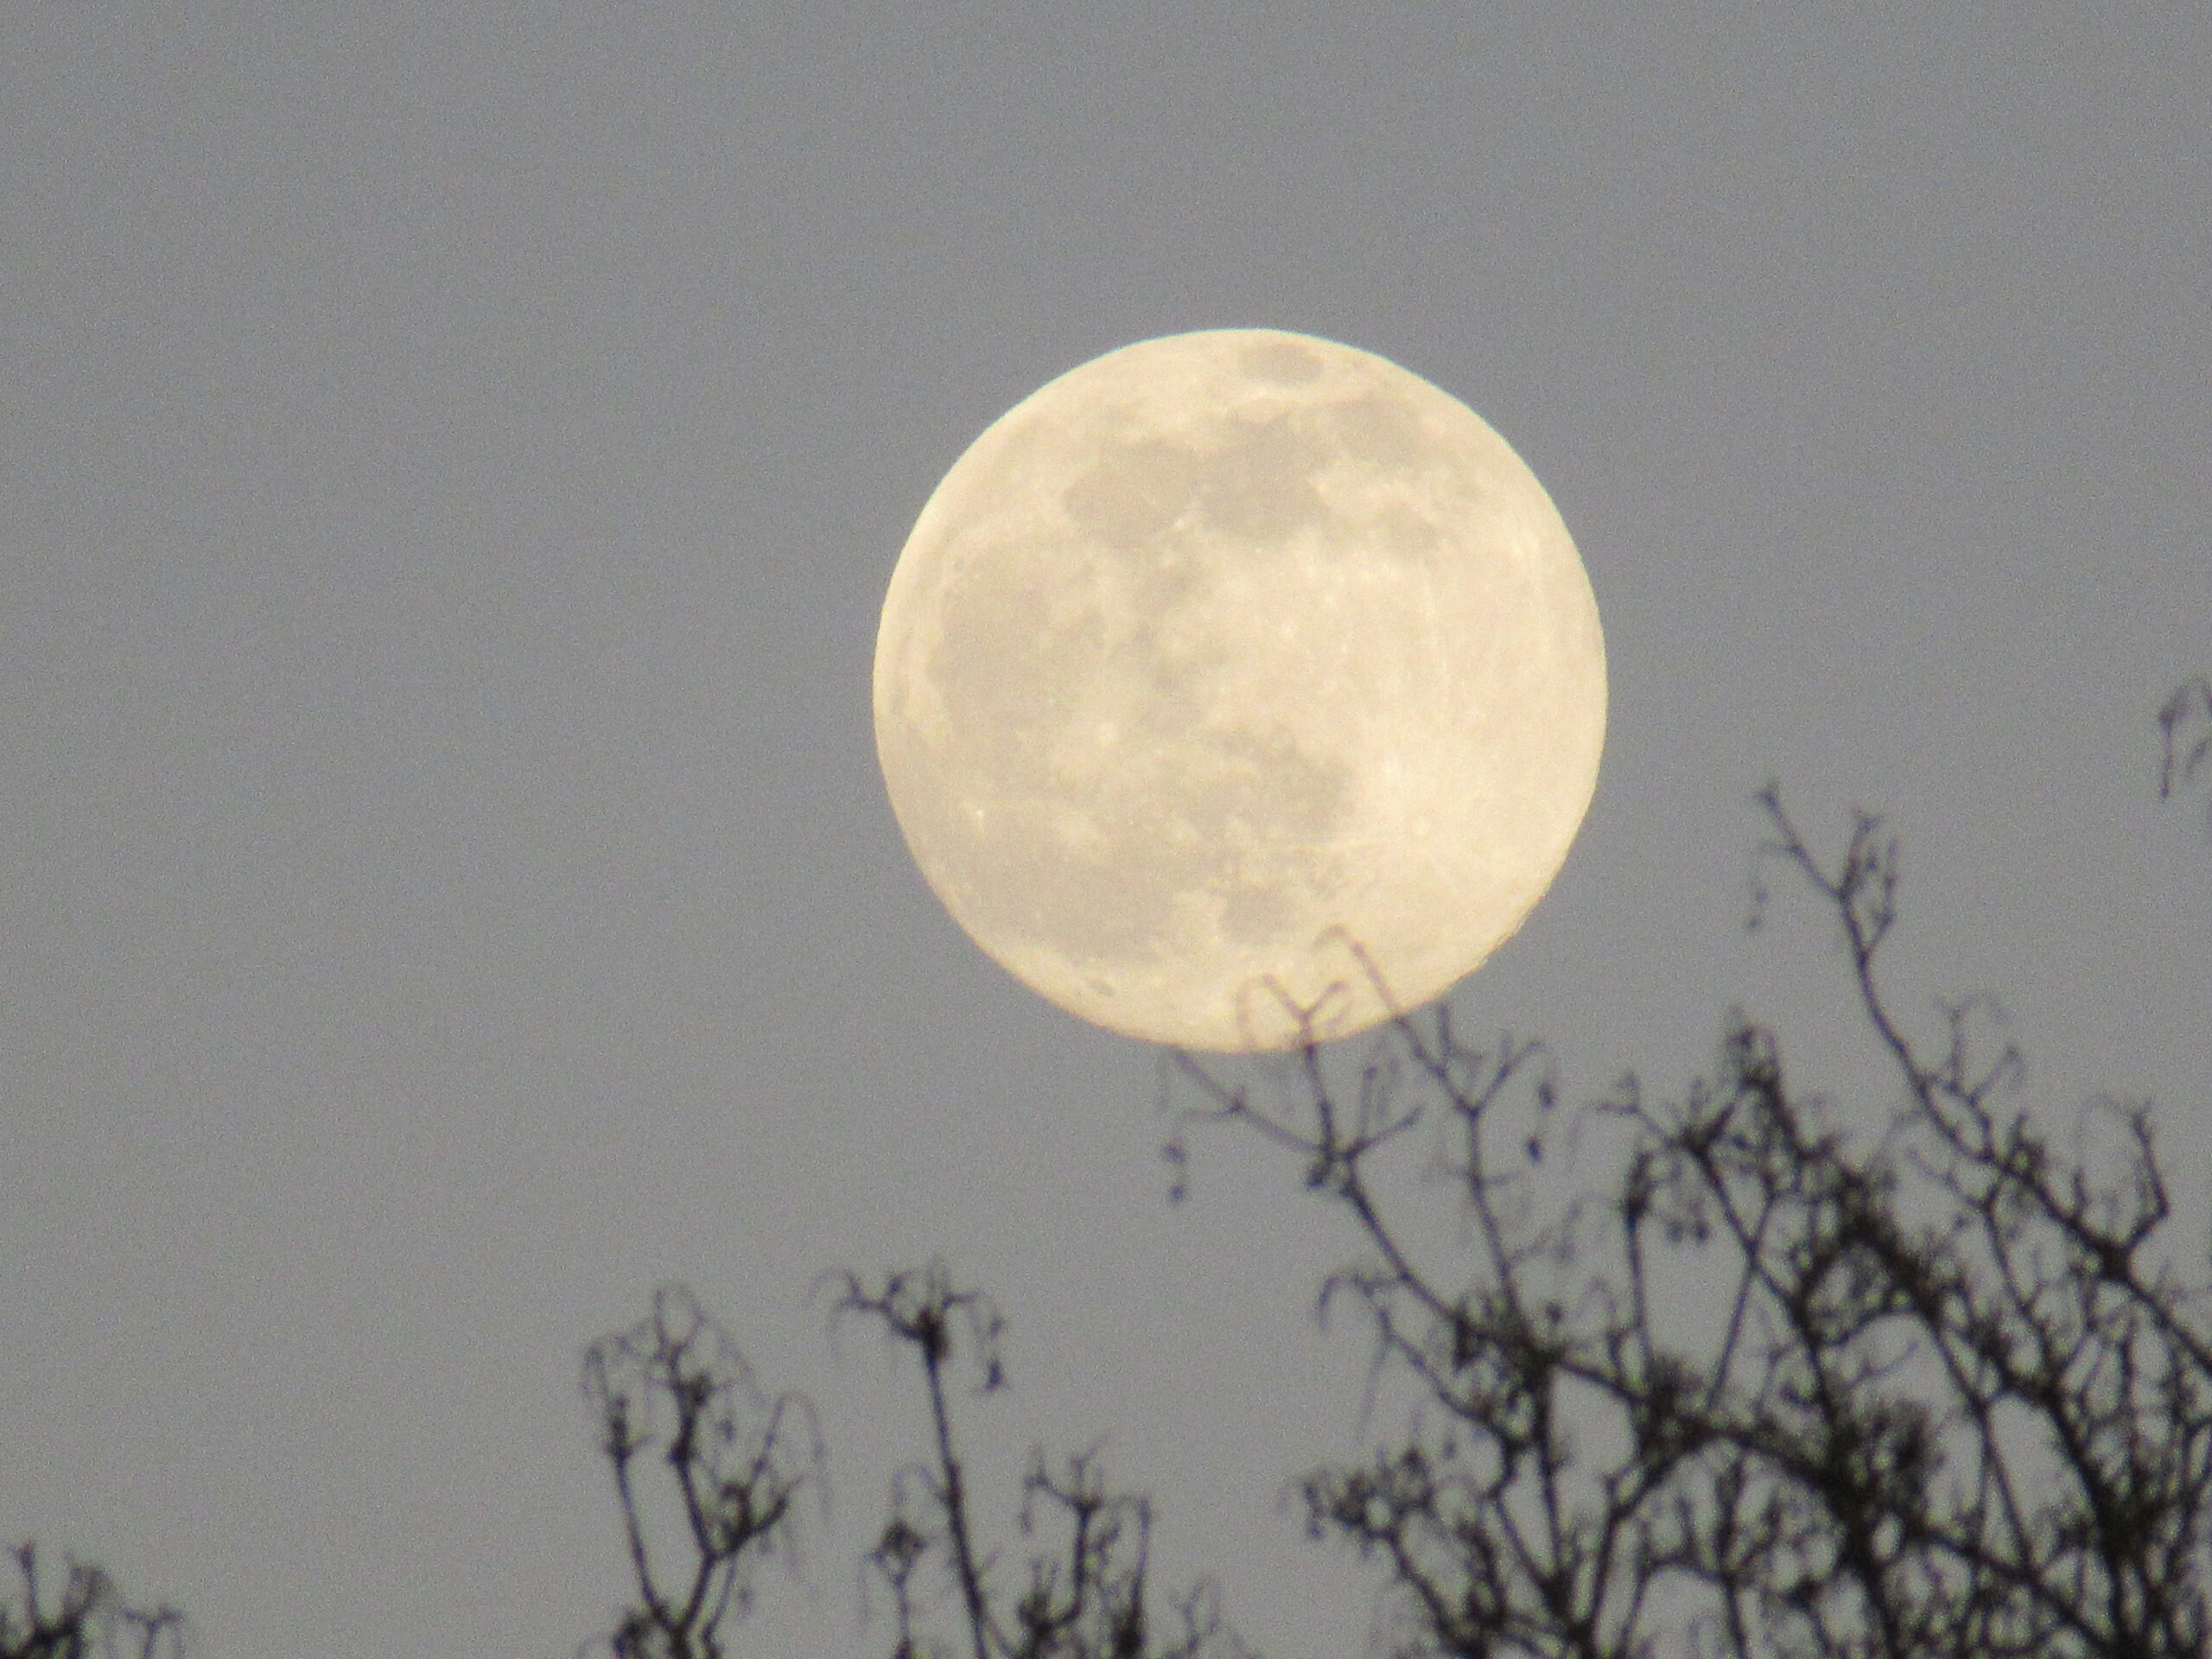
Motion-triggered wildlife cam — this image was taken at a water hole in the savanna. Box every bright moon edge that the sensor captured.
[874,327,1605,1052]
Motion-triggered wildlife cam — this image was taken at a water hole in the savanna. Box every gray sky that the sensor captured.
[4,6,2208,1656]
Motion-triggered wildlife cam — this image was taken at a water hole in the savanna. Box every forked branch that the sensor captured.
[1173,790,2212,1659]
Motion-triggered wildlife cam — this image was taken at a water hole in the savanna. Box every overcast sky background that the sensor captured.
[5,6,2209,1656]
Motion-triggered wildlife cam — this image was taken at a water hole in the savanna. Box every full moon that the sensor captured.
[874,328,1605,1052]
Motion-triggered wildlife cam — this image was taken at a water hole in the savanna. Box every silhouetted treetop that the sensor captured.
[579,1267,1253,1659]
[0,1543,182,1659]
[578,1285,825,1659]
[1170,789,2212,1659]
[825,1262,1258,1659]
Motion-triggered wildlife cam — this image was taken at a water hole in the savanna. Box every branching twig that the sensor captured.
[827,1262,1256,1659]
[580,1287,824,1659]
[1173,789,2212,1659]
[0,1542,185,1659]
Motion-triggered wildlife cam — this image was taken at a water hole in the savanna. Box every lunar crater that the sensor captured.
[876,328,1605,1050]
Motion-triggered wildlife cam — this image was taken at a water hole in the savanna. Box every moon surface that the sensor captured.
[874,328,1605,1051]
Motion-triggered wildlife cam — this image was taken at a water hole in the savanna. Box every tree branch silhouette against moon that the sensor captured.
[874,329,1606,1051]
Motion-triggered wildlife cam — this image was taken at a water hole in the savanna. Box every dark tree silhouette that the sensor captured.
[20,715,2203,1659]
[0,1542,182,1659]
[578,1285,826,1659]
[579,1269,1251,1659]
[583,755,2209,1658]
[826,1262,1254,1659]
[1167,789,2212,1659]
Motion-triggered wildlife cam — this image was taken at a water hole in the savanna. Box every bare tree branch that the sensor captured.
[827,1261,1258,1659]
[578,1286,824,1659]
[0,1542,185,1659]
[1173,790,2212,1659]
